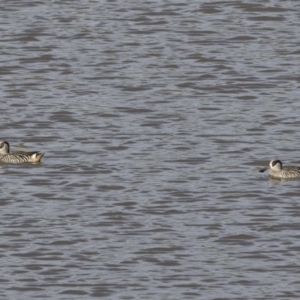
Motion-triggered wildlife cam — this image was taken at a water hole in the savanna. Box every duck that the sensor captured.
[260,159,300,179]
[0,141,44,163]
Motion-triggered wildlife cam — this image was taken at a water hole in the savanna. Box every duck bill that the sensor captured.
[259,167,269,173]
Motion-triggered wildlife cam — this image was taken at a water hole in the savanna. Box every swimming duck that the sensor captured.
[260,159,300,179]
[0,141,44,163]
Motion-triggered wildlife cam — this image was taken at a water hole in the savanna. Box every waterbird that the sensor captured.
[0,141,44,163]
[259,159,300,179]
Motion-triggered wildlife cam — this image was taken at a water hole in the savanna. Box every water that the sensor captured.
[1,1,300,299]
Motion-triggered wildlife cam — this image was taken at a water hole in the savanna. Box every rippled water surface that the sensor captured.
[1,1,300,299]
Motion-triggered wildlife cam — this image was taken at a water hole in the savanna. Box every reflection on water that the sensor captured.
[1,1,300,299]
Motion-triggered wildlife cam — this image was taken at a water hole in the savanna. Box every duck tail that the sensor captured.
[31,152,45,163]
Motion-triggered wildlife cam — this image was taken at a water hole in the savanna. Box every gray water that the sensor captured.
[1,1,300,299]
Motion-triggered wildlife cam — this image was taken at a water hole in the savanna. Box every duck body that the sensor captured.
[0,141,44,163]
[268,160,300,179]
